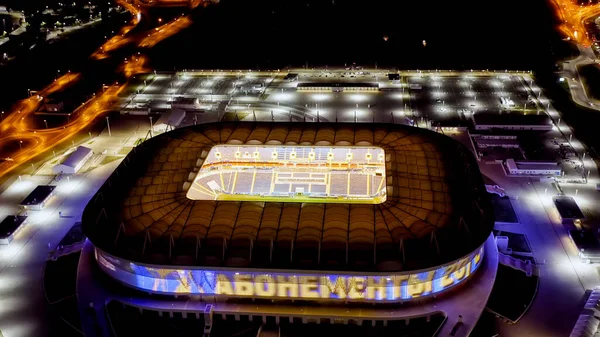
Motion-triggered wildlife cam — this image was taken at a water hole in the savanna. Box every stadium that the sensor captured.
[79,122,497,337]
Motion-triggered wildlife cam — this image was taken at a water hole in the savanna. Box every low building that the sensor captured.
[0,215,27,245]
[171,97,199,110]
[153,109,186,133]
[554,196,585,221]
[284,73,298,82]
[473,112,553,131]
[53,146,93,174]
[297,82,379,92]
[20,185,56,210]
[504,159,561,177]
[475,137,520,149]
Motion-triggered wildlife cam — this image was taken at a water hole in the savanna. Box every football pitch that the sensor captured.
[187,145,387,204]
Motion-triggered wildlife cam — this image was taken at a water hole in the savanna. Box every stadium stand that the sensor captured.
[253,172,273,193]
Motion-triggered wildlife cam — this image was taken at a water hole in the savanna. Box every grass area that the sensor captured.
[99,155,124,166]
[490,195,518,223]
[43,252,80,304]
[470,311,499,337]
[221,112,250,121]
[118,147,133,155]
[493,230,532,253]
[214,193,386,204]
[486,264,538,323]
[58,222,85,247]
[578,64,600,101]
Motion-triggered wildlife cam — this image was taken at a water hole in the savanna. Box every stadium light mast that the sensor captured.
[106,117,111,137]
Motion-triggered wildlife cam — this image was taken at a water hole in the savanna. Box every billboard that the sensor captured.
[96,245,483,303]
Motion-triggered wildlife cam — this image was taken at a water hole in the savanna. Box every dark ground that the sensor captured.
[486,264,539,323]
[577,63,600,101]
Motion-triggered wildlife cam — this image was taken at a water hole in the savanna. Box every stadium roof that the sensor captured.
[83,122,493,272]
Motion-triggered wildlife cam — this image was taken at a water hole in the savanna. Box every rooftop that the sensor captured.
[0,215,27,240]
[59,146,92,169]
[297,82,379,88]
[19,185,56,206]
[473,112,552,126]
[82,122,493,272]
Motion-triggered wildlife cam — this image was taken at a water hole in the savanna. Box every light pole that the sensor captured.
[44,120,48,129]
[1,111,3,121]
[19,140,23,150]
[106,117,111,137]
[149,116,154,137]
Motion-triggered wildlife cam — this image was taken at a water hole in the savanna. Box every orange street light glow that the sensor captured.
[0,73,124,179]
[550,0,600,47]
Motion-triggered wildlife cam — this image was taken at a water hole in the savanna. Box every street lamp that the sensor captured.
[44,119,48,129]
[106,116,111,137]
[19,140,23,150]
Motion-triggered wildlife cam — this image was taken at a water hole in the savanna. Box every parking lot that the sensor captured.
[408,73,543,126]
[116,70,548,129]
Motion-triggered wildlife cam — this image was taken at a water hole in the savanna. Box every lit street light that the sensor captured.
[19,140,23,150]
[44,120,48,129]
[106,116,111,137]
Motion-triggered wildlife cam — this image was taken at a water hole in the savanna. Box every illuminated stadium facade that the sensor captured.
[80,122,495,334]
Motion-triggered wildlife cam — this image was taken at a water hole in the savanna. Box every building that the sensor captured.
[473,112,553,131]
[296,82,379,92]
[554,196,585,223]
[284,73,298,82]
[0,215,27,245]
[79,122,496,336]
[153,109,186,133]
[504,158,562,177]
[474,137,520,149]
[171,96,200,110]
[52,146,93,174]
[20,185,56,210]
[388,73,400,82]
